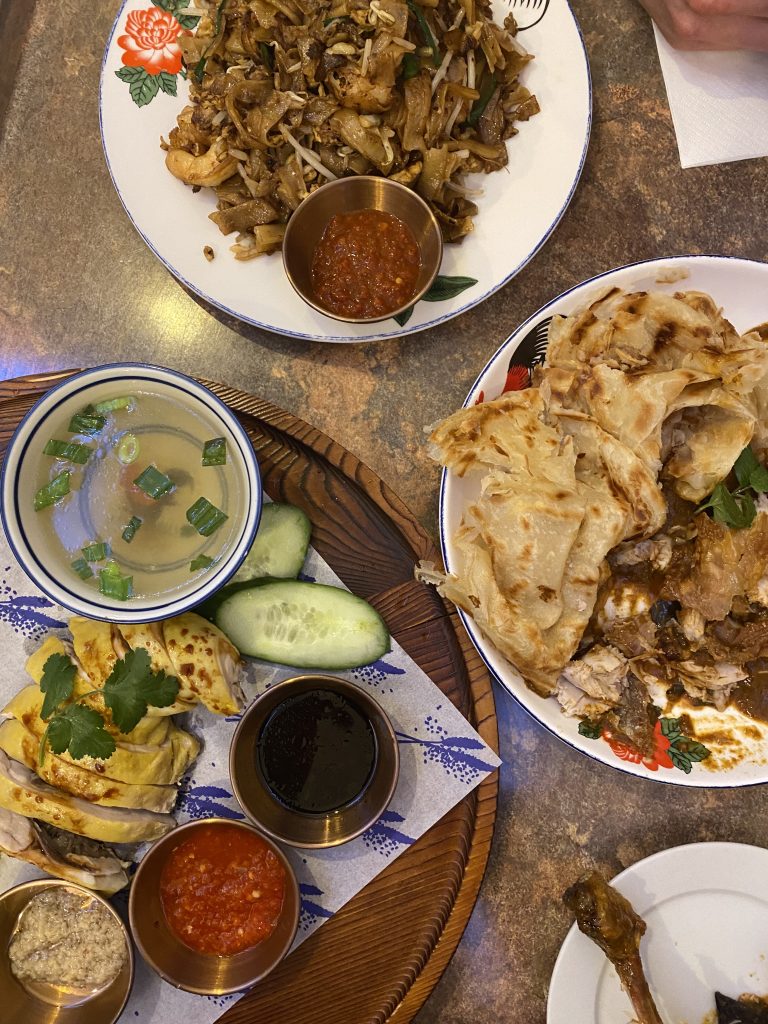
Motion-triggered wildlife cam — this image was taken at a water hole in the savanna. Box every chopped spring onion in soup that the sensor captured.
[186,497,228,537]
[31,390,240,600]
[34,471,71,511]
[94,396,135,414]
[43,439,92,464]
[71,557,94,580]
[82,541,110,562]
[121,516,142,543]
[99,561,133,601]
[68,411,106,436]
[116,433,139,465]
[202,437,227,466]
[133,465,175,500]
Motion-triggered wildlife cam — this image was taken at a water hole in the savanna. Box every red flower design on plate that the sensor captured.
[118,8,186,76]
[602,721,674,772]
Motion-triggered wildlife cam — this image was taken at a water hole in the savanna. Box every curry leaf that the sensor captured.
[423,275,478,302]
[750,465,768,492]
[39,654,76,722]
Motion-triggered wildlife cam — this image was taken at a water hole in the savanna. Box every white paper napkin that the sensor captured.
[653,23,768,168]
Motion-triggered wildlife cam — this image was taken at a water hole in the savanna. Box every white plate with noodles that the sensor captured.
[436,254,768,787]
[99,0,590,342]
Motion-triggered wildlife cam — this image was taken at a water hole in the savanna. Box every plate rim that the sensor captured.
[438,252,768,789]
[98,0,593,343]
[547,840,768,1023]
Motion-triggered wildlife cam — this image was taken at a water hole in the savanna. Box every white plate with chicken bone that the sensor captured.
[99,0,590,342]
[424,254,768,786]
[548,842,768,1024]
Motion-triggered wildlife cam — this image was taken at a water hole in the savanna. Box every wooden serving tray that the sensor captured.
[0,371,499,1024]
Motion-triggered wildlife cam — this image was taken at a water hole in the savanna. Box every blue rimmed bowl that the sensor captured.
[0,363,262,623]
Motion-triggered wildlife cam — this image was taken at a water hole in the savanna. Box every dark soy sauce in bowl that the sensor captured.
[257,688,377,814]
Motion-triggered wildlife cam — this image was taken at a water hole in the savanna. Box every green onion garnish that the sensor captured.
[133,465,174,499]
[43,440,92,464]
[34,471,70,511]
[94,396,135,414]
[68,411,106,436]
[407,0,440,67]
[121,516,142,543]
[71,557,93,580]
[99,561,133,601]
[82,541,110,562]
[186,497,228,537]
[190,555,214,572]
[116,433,139,465]
[202,437,227,466]
[466,72,498,127]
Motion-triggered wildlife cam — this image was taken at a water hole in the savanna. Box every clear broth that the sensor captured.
[34,390,240,599]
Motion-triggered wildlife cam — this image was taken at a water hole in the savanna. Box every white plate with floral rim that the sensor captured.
[548,842,768,1023]
[439,254,768,787]
[99,0,591,343]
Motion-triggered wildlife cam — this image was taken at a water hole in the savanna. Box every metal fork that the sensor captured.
[505,0,549,31]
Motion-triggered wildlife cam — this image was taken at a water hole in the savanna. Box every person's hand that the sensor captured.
[637,0,768,51]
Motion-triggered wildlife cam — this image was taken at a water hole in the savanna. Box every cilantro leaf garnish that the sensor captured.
[37,646,180,763]
[103,648,179,734]
[697,445,768,529]
[47,704,117,762]
[40,654,76,721]
[698,481,756,529]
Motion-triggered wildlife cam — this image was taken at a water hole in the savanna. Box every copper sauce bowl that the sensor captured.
[230,674,400,849]
[0,878,134,1024]
[282,176,443,324]
[128,817,299,996]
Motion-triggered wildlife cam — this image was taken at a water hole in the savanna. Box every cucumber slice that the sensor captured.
[214,580,390,669]
[233,502,311,583]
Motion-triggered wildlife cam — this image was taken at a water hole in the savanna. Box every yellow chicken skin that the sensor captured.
[161,613,244,716]
[0,750,174,844]
[24,637,170,745]
[3,685,199,785]
[117,621,196,716]
[0,718,178,813]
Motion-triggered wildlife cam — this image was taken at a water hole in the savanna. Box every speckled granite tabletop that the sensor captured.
[1,1,767,1021]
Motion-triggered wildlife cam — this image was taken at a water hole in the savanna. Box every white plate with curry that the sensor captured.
[437,254,768,787]
[99,0,590,342]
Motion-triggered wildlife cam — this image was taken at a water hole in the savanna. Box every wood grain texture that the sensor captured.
[0,371,499,1024]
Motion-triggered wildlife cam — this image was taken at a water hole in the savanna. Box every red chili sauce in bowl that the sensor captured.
[159,823,286,956]
[310,208,421,319]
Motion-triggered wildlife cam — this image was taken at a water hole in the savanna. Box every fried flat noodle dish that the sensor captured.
[420,289,768,757]
[163,0,539,257]
[563,871,664,1024]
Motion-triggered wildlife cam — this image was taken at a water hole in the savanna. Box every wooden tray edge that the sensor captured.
[0,370,500,1023]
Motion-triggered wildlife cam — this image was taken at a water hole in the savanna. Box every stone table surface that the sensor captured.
[1,1,768,1021]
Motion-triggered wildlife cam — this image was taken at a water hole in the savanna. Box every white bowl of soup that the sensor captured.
[1,364,262,622]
